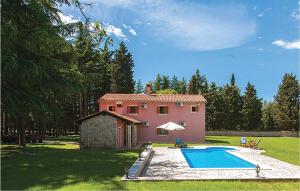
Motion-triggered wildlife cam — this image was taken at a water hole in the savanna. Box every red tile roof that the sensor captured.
[77,110,141,124]
[99,94,206,103]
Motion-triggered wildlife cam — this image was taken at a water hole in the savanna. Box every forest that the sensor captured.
[2,0,299,146]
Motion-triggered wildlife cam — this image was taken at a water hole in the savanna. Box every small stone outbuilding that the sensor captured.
[78,110,141,149]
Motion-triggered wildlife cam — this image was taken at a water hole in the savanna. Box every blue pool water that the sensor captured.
[181,147,256,168]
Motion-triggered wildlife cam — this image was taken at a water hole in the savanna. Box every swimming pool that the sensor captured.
[181,147,256,168]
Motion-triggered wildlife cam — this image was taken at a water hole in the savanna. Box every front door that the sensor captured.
[123,123,134,149]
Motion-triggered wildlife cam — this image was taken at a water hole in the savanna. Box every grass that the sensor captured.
[45,135,80,142]
[1,136,300,190]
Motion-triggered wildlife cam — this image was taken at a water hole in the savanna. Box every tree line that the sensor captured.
[2,0,135,146]
[141,70,299,131]
[2,1,299,147]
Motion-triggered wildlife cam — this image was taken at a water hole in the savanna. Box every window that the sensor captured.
[157,106,168,114]
[157,128,169,135]
[142,121,149,127]
[127,106,139,114]
[179,121,187,127]
[108,105,116,112]
[191,105,199,113]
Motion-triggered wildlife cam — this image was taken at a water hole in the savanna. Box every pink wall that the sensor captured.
[99,101,205,143]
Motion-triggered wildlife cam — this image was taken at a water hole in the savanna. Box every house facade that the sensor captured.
[79,84,206,149]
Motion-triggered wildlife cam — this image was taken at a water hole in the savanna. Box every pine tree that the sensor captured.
[178,78,187,94]
[161,75,170,89]
[206,82,226,130]
[111,42,135,93]
[170,75,180,92]
[98,45,113,96]
[273,73,299,131]
[188,75,198,94]
[153,74,162,93]
[222,74,242,130]
[262,101,277,130]
[241,82,262,130]
[2,0,80,145]
[135,79,144,94]
[195,69,208,95]
[74,21,98,116]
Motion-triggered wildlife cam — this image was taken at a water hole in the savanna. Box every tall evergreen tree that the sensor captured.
[153,74,162,93]
[206,83,226,130]
[161,75,170,89]
[195,69,208,95]
[222,74,242,130]
[170,75,180,92]
[74,21,98,117]
[2,0,80,145]
[111,42,135,93]
[273,73,299,131]
[100,46,112,93]
[178,78,187,94]
[241,82,262,130]
[135,79,144,94]
[262,101,277,130]
[188,75,198,94]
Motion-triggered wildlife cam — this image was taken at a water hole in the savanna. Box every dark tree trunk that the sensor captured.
[18,115,26,146]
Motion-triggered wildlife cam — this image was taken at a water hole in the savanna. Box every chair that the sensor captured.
[175,138,187,148]
[248,138,261,149]
[254,138,261,149]
[240,137,247,147]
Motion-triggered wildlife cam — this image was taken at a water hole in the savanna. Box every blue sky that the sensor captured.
[60,0,299,100]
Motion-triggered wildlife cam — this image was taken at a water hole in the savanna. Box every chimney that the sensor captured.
[146,83,152,95]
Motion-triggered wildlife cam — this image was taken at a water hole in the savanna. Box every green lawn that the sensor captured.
[2,136,300,190]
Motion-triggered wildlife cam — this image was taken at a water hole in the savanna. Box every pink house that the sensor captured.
[79,84,206,149]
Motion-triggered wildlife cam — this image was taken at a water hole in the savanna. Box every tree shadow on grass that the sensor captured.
[205,138,230,144]
[1,145,140,190]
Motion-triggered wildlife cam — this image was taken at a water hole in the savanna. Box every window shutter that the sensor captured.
[165,106,168,114]
[157,106,160,113]
[127,106,130,113]
[136,106,139,114]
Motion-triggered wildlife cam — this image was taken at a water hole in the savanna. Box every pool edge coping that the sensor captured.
[180,146,271,170]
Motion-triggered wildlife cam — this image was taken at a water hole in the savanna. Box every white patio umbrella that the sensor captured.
[157,122,185,148]
[157,122,185,131]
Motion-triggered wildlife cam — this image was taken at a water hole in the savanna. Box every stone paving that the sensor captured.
[137,146,300,180]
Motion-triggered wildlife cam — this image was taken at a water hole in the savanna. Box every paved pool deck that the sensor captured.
[132,146,300,180]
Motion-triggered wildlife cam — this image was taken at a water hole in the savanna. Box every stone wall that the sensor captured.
[80,114,118,148]
[206,131,299,137]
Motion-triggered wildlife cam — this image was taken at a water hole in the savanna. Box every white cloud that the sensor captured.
[291,0,300,20]
[58,12,79,24]
[257,13,264,17]
[128,28,137,36]
[257,48,264,52]
[272,39,300,49]
[141,41,148,46]
[122,24,137,36]
[85,0,256,51]
[291,10,300,20]
[104,24,128,40]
